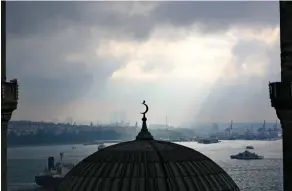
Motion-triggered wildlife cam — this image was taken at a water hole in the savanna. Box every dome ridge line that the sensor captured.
[148,141,171,190]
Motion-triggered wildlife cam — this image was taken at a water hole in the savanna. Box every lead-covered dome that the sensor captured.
[57,101,239,191]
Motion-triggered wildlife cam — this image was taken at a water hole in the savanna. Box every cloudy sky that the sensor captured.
[6,1,281,125]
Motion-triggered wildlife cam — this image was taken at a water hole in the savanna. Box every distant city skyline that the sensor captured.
[7,2,280,125]
[9,118,280,128]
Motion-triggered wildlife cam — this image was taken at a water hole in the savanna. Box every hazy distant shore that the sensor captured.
[8,142,79,148]
[7,139,124,148]
[7,120,281,147]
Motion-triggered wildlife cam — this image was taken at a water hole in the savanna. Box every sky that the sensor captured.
[6,1,281,125]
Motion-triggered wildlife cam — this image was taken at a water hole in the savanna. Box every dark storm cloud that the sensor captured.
[7,56,94,107]
[5,1,280,121]
[6,30,122,107]
[18,62,93,105]
[6,1,146,39]
[152,2,279,31]
[6,2,80,38]
[6,32,95,106]
[7,1,279,39]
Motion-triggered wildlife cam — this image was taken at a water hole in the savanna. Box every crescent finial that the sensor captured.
[136,100,153,140]
[141,100,149,115]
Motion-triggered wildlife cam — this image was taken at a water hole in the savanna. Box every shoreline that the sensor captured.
[8,139,282,149]
[7,139,126,148]
[8,142,81,148]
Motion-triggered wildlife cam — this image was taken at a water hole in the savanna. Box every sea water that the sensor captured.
[8,140,283,191]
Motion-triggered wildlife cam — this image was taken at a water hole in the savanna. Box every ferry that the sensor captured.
[230,150,263,160]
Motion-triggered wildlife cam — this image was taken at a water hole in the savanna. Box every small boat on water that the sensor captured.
[98,143,106,151]
[198,138,220,144]
[35,152,74,189]
[231,150,263,160]
[246,146,254,149]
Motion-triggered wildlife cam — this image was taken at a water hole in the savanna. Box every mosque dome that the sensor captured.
[57,101,239,191]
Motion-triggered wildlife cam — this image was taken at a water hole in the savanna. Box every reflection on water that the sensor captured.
[8,140,283,191]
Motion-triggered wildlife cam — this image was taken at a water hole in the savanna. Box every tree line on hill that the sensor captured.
[7,129,125,146]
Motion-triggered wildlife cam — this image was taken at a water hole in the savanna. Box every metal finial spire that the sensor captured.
[136,100,154,140]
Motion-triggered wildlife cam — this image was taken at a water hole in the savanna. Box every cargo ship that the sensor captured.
[35,152,74,189]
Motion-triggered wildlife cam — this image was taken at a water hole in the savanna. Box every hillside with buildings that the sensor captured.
[7,120,282,147]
